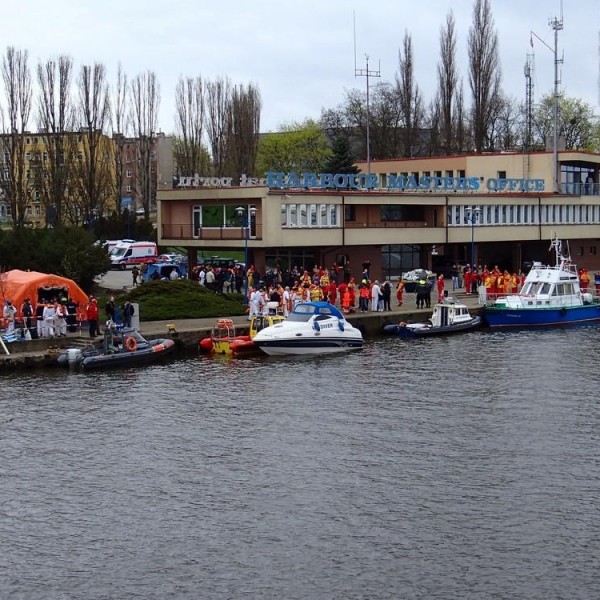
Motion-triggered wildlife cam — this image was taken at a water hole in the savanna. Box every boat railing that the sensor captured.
[213,318,236,339]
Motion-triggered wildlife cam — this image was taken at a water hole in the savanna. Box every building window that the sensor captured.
[344,205,356,222]
[126,169,132,178]
[577,246,584,256]
[381,205,425,222]
[498,171,506,179]
[591,246,597,256]
[126,185,132,193]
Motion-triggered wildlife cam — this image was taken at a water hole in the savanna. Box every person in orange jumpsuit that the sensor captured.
[580,268,591,292]
[395,279,405,306]
[503,271,511,294]
[327,280,337,305]
[341,287,351,313]
[348,278,357,310]
[464,268,472,295]
[436,274,445,302]
[337,281,347,307]
[496,272,504,297]
[511,273,519,293]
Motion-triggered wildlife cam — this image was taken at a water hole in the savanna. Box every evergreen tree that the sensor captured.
[323,136,359,174]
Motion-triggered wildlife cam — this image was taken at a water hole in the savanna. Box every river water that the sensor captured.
[2,328,600,600]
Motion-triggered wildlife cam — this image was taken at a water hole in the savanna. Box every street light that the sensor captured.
[236,205,256,303]
[465,206,481,269]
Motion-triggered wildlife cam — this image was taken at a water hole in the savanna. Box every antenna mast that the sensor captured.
[549,13,563,194]
[354,12,380,177]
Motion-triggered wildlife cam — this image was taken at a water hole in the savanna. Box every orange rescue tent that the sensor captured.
[1,269,89,315]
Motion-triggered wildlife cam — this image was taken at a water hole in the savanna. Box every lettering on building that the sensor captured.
[266,171,546,193]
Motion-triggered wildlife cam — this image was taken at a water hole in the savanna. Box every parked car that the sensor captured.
[157,253,187,264]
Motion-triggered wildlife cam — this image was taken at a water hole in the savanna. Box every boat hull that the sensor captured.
[254,337,363,356]
[484,305,600,328]
[384,316,482,337]
[61,338,176,370]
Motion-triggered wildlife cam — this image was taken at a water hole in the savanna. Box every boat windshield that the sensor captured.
[524,281,552,295]
[287,305,316,322]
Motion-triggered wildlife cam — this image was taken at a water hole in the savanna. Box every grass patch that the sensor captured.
[96,280,247,321]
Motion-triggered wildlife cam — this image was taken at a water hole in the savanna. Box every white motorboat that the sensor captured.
[252,301,364,356]
[383,298,481,337]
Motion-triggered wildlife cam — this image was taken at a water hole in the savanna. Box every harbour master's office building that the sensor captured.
[157,150,600,280]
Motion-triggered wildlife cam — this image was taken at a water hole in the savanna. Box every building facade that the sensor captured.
[158,150,600,280]
[0,130,173,227]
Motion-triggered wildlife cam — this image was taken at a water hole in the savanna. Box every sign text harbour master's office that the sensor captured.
[175,172,546,193]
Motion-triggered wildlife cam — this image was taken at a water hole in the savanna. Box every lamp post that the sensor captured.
[236,206,256,303]
[465,206,481,269]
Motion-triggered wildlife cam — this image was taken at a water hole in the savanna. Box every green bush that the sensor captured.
[99,279,247,321]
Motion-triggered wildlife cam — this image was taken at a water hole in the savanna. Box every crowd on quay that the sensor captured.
[203,263,417,318]
[450,262,597,298]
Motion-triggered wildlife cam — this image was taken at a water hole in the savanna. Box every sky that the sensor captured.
[0,0,598,134]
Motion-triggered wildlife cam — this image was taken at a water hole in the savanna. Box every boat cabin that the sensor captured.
[430,301,473,327]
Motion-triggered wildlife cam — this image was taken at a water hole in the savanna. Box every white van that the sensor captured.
[97,239,135,255]
[110,241,157,269]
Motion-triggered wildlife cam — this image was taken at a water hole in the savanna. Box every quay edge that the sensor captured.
[0,299,484,372]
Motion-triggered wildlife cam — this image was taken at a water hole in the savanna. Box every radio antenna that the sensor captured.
[353,11,381,178]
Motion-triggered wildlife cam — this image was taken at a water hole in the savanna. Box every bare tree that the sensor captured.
[73,63,113,227]
[437,12,458,154]
[396,31,424,157]
[226,82,261,181]
[174,75,208,176]
[454,80,467,152]
[36,55,76,226]
[205,77,232,177]
[111,62,128,214]
[467,0,501,152]
[0,46,32,229]
[130,70,160,218]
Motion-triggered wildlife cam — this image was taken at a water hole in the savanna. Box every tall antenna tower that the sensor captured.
[524,53,535,151]
[523,51,535,179]
[353,12,380,177]
[549,12,563,194]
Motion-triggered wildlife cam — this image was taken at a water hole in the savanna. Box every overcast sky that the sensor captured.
[0,0,597,134]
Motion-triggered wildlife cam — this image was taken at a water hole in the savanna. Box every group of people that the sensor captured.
[85,295,135,338]
[242,268,409,319]
[2,297,80,339]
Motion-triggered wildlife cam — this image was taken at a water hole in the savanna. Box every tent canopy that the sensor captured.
[1,270,89,313]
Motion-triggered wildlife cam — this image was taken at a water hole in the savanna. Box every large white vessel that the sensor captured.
[252,301,364,356]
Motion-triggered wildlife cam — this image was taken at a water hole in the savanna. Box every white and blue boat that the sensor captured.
[252,301,363,355]
[484,235,600,328]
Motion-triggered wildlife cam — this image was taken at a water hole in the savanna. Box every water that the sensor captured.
[2,329,600,600]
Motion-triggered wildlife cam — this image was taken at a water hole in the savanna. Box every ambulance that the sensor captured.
[109,241,157,269]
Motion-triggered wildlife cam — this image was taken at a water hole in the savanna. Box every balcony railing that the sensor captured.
[161,223,262,240]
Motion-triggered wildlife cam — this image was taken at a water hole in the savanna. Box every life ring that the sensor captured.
[125,336,138,352]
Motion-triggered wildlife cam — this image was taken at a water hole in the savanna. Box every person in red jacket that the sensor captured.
[327,280,337,305]
[436,274,445,302]
[464,268,472,295]
[86,297,99,338]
